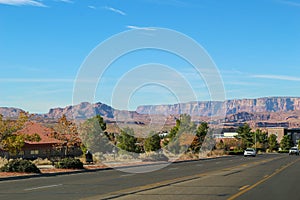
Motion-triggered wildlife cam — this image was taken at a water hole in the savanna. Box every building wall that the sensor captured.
[267,128,285,143]
[286,129,300,146]
[22,144,61,159]
[0,144,82,159]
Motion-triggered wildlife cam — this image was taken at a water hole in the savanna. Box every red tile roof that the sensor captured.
[16,122,63,145]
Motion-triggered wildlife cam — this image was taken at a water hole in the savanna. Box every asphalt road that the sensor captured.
[0,154,299,200]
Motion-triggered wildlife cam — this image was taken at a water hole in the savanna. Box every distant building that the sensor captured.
[213,128,238,139]
[0,122,82,159]
[267,127,300,145]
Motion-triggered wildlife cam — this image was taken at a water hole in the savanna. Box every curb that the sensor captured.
[0,155,232,181]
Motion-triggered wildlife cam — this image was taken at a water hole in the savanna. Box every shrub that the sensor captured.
[0,159,40,173]
[207,150,226,157]
[0,157,8,168]
[278,150,289,153]
[55,158,84,169]
[178,152,199,160]
[140,152,169,162]
[227,150,244,155]
[32,158,52,165]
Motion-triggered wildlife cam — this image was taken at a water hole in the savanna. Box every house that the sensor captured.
[0,122,82,159]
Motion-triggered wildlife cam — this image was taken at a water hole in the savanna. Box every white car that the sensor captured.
[289,147,299,155]
[244,148,256,157]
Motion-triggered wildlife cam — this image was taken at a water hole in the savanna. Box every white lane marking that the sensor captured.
[120,174,135,177]
[24,184,63,191]
[196,164,203,167]
[168,167,178,170]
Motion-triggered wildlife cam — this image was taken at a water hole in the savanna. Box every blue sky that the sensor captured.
[0,0,300,113]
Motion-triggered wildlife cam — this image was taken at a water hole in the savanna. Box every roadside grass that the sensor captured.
[32,158,52,165]
[0,157,8,168]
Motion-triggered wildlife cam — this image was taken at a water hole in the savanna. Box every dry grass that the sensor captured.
[206,149,227,157]
[78,152,140,164]
[178,152,199,160]
[32,158,52,165]
[0,157,8,168]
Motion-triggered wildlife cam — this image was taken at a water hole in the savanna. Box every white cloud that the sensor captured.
[0,78,74,83]
[104,6,126,16]
[0,0,47,7]
[279,0,300,7]
[0,78,100,83]
[143,0,187,7]
[252,74,300,81]
[126,25,156,31]
[57,0,73,3]
[88,5,96,9]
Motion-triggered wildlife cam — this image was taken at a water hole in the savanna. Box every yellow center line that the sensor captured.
[82,156,282,200]
[239,185,250,191]
[227,158,300,200]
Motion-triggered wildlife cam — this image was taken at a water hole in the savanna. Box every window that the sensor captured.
[30,150,39,155]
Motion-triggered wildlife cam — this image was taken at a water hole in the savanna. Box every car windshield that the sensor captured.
[291,147,298,150]
[246,149,254,151]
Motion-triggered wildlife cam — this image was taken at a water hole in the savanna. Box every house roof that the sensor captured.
[16,122,63,145]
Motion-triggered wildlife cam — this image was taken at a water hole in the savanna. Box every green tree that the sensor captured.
[0,112,31,141]
[268,134,279,151]
[2,134,41,155]
[253,129,268,151]
[117,127,139,153]
[216,139,225,150]
[0,112,40,155]
[0,114,10,140]
[280,135,293,151]
[79,115,112,154]
[51,115,81,156]
[235,123,253,149]
[163,119,180,146]
[144,132,161,152]
[164,114,197,154]
[189,122,209,152]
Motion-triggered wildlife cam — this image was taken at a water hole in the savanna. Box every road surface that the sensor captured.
[0,154,299,200]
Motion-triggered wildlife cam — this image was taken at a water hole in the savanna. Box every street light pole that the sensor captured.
[255,133,257,150]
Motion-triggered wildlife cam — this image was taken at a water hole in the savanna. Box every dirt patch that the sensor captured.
[0,172,33,177]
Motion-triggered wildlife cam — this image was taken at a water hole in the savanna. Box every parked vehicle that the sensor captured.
[289,147,299,155]
[244,148,256,157]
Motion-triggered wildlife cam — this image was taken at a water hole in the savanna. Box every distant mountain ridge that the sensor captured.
[1,97,300,128]
[136,97,300,116]
[0,107,25,118]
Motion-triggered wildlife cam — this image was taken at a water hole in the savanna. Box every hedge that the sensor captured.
[55,158,84,169]
[0,159,40,173]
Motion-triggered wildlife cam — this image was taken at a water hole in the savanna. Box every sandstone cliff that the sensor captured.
[136,97,300,116]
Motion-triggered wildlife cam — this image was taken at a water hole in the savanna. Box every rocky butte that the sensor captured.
[1,97,300,128]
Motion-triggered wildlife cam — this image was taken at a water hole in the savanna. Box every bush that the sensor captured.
[207,150,226,157]
[140,152,169,162]
[227,150,244,155]
[278,150,289,153]
[32,158,52,165]
[0,157,8,168]
[179,152,199,160]
[55,158,84,169]
[0,159,40,173]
